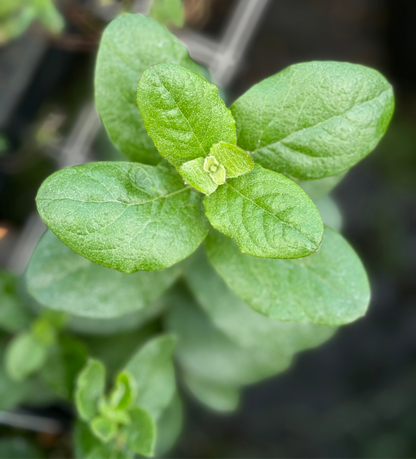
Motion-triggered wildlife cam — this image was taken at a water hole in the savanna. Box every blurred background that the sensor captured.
[0,0,416,457]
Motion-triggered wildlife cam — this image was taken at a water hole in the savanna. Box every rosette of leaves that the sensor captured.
[33,13,394,329]
[74,335,179,458]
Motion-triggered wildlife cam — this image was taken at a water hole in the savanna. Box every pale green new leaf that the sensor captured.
[125,335,176,420]
[5,332,48,382]
[149,0,184,28]
[90,416,117,443]
[231,61,394,179]
[204,164,324,258]
[185,249,336,356]
[206,228,371,326]
[124,407,156,457]
[75,359,106,422]
[95,14,204,163]
[179,157,218,195]
[26,231,181,318]
[183,372,240,413]
[209,142,253,178]
[137,63,236,168]
[36,161,209,273]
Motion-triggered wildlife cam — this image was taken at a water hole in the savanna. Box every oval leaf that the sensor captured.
[204,164,324,259]
[206,228,371,326]
[26,231,181,318]
[75,359,106,422]
[179,157,218,195]
[95,14,204,163]
[36,162,209,273]
[231,61,394,180]
[185,249,335,357]
[137,63,236,168]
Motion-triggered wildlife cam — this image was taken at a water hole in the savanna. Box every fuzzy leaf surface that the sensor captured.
[179,157,218,195]
[231,61,394,179]
[206,228,370,326]
[204,164,323,258]
[26,231,181,318]
[138,63,236,168]
[36,162,209,273]
[95,14,204,163]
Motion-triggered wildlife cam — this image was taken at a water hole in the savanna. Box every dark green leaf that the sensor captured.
[95,14,204,163]
[36,161,209,273]
[206,228,371,326]
[137,63,236,168]
[204,164,324,258]
[231,61,394,179]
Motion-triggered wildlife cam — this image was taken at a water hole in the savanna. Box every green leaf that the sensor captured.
[166,288,291,387]
[109,372,136,411]
[231,61,394,180]
[67,303,165,336]
[315,195,343,232]
[75,359,106,422]
[36,161,209,273]
[35,0,64,34]
[209,142,253,178]
[204,164,324,258]
[185,249,336,357]
[206,228,371,326]
[39,335,88,401]
[5,332,48,382]
[123,407,156,457]
[154,393,183,457]
[297,171,346,201]
[179,157,218,195]
[125,335,176,420]
[149,0,184,28]
[0,344,32,410]
[137,63,236,168]
[95,14,204,163]
[74,420,105,459]
[0,270,32,333]
[90,416,117,443]
[183,372,240,413]
[26,231,181,317]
